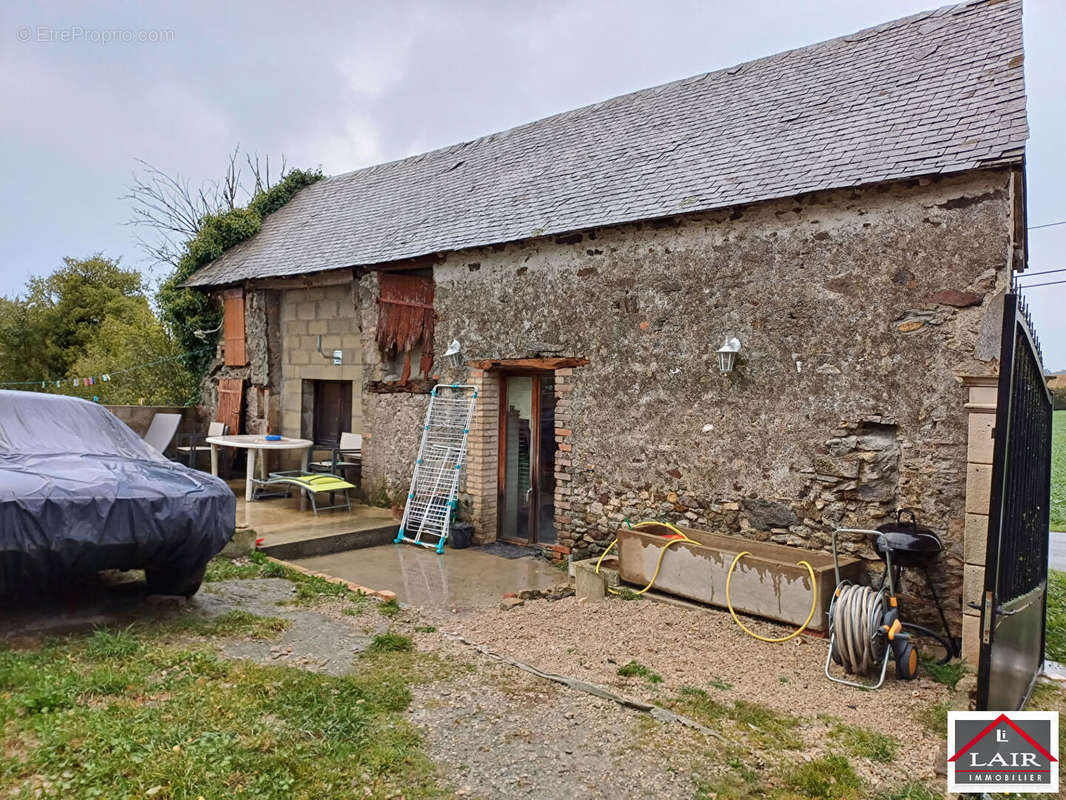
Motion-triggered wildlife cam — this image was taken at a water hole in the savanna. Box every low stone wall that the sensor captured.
[104,405,206,439]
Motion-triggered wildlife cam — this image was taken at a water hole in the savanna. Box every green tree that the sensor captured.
[0,255,146,384]
[0,255,194,405]
[69,303,195,405]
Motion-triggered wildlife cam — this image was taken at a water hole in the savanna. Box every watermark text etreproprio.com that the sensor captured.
[16,25,175,44]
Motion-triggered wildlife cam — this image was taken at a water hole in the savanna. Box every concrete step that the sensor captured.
[258,523,400,561]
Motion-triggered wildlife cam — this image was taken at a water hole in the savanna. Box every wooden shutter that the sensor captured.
[222,288,247,366]
[216,378,244,435]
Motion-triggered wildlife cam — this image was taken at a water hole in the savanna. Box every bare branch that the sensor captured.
[124,146,290,268]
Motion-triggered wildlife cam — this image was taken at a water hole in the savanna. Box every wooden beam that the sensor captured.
[367,379,436,395]
[244,268,355,290]
[469,357,589,371]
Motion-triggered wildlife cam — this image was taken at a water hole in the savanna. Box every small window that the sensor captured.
[222,287,247,366]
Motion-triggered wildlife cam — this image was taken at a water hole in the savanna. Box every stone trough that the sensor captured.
[615,525,862,631]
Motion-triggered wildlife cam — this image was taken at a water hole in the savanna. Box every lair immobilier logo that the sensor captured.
[948,711,1059,793]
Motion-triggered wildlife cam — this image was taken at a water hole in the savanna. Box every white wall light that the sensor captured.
[717,337,741,373]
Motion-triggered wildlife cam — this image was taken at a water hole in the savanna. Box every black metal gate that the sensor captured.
[977,292,1053,711]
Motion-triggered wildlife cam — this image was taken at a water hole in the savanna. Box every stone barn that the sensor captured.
[186,0,1028,658]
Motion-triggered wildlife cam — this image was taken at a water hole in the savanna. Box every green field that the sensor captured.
[1052,411,1066,531]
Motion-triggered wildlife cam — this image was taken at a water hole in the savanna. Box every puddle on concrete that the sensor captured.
[292,545,565,610]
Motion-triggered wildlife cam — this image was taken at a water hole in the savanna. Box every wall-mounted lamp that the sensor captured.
[717,337,741,373]
[444,339,463,368]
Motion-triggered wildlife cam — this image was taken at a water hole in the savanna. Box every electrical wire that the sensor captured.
[1016,279,1066,289]
[1029,220,1066,230]
[1018,267,1066,278]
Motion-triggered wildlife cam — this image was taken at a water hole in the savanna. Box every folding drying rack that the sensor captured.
[394,384,477,553]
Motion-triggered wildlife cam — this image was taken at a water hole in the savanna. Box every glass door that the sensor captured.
[498,373,556,544]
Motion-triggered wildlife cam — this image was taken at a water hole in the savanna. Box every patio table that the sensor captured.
[205,434,314,505]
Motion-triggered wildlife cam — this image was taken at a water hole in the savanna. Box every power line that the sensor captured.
[1029,220,1066,230]
[1017,279,1066,289]
[1018,267,1066,278]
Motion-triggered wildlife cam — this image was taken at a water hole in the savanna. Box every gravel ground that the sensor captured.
[4,570,956,796]
[411,662,710,799]
[407,592,952,787]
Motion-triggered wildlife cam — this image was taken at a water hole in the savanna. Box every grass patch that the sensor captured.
[205,553,370,610]
[914,699,950,739]
[377,598,401,617]
[204,550,287,582]
[179,610,291,639]
[415,625,437,633]
[614,587,641,601]
[616,660,662,684]
[709,678,732,690]
[783,754,862,799]
[827,720,899,763]
[872,782,943,800]
[917,653,968,689]
[1047,569,1066,663]
[1025,681,1065,757]
[368,632,413,653]
[697,753,866,800]
[1050,410,1066,529]
[84,627,143,659]
[668,690,802,751]
[0,626,441,798]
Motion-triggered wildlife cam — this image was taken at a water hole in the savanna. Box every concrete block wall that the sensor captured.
[278,284,363,463]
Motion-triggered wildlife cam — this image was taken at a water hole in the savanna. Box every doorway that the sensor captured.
[310,380,353,447]
[498,373,556,544]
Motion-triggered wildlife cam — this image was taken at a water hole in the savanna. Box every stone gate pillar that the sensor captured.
[961,375,998,666]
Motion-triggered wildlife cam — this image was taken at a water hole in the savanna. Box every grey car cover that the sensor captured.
[0,390,235,591]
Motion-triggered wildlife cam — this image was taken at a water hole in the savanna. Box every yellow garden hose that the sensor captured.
[595,521,818,643]
[725,551,818,643]
[595,521,695,596]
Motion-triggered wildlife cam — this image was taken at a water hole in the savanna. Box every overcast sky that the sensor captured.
[3,1,1065,365]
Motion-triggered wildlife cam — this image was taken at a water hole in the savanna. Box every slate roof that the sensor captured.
[186,0,1026,288]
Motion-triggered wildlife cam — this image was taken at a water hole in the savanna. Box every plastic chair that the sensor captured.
[142,413,182,455]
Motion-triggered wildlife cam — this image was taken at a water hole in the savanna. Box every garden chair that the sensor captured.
[142,413,182,456]
[175,421,228,469]
[308,432,362,483]
[253,472,356,515]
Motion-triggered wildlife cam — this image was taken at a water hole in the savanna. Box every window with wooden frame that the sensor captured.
[222,287,247,366]
[376,272,435,384]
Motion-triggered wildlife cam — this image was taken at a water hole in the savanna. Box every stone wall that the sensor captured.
[360,168,1018,622]
[105,404,205,439]
[201,287,281,437]
[354,271,432,506]
[201,282,365,472]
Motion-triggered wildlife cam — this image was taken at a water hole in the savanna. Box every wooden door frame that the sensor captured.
[497,370,552,546]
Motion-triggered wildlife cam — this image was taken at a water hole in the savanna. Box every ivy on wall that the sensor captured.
[157,168,324,388]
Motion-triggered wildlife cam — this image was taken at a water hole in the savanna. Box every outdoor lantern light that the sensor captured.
[444,339,463,368]
[717,337,741,373]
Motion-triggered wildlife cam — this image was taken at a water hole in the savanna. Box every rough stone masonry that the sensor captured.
[352,167,1021,626]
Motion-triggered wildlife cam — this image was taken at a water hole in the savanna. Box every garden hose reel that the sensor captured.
[825,528,919,690]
